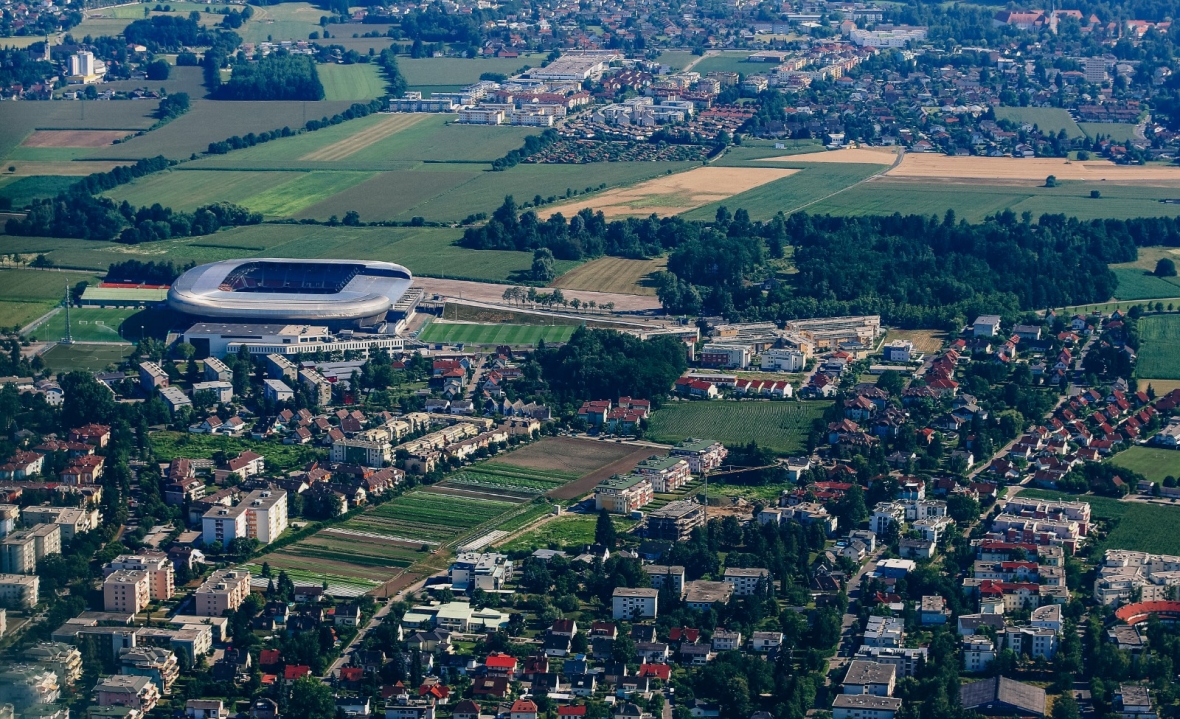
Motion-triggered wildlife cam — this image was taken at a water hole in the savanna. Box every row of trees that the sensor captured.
[5,195,261,243]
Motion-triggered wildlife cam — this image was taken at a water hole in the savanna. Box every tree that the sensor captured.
[947,493,981,523]
[288,676,335,719]
[1052,693,1081,719]
[531,248,556,282]
[595,509,617,547]
[1155,258,1178,277]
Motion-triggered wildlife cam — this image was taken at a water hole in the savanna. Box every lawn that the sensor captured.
[26,307,181,343]
[397,56,546,86]
[1079,123,1140,142]
[38,343,134,372]
[1019,488,1180,555]
[681,163,882,221]
[147,430,325,469]
[689,51,765,77]
[994,107,1084,138]
[1136,314,1180,380]
[317,63,388,102]
[1109,446,1180,484]
[646,400,831,455]
[499,513,634,552]
[417,320,579,346]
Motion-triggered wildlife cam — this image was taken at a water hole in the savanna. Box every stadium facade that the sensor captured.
[168,259,415,329]
[167,259,421,358]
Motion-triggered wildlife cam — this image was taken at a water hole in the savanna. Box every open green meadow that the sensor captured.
[39,343,134,373]
[105,170,305,211]
[1136,315,1180,380]
[237,2,325,43]
[0,301,57,330]
[0,269,101,301]
[994,107,1084,138]
[500,513,634,552]
[0,176,79,208]
[343,491,518,544]
[1109,446,1180,484]
[647,400,831,455]
[689,51,763,77]
[317,63,388,102]
[398,56,546,87]
[1112,268,1180,300]
[1080,123,1140,142]
[239,171,376,217]
[653,51,698,71]
[1019,488,1180,554]
[417,321,578,346]
[148,430,324,466]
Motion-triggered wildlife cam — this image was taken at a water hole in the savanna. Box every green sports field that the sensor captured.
[1109,446,1180,484]
[417,321,579,345]
[25,307,179,343]
[38,343,135,372]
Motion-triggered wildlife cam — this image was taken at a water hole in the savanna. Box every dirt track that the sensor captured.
[414,277,663,310]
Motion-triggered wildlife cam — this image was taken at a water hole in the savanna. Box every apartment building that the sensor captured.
[832,694,902,719]
[0,573,40,607]
[963,636,996,673]
[449,552,513,592]
[93,675,160,713]
[202,503,248,547]
[138,362,169,389]
[105,553,174,601]
[644,501,704,541]
[104,570,151,614]
[871,502,907,536]
[723,567,771,596]
[298,368,332,406]
[594,475,653,514]
[632,456,691,493]
[854,647,928,677]
[243,489,288,544]
[669,438,727,472]
[330,438,391,468]
[0,530,36,573]
[195,568,251,617]
[203,356,232,383]
[23,642,83,684]
[642,565,686,598]
[864,616,905,648]
[22,505,101,541]
[0,504,18,536]
[612,588,658,620]
[119,646,180,693]
[263,379,294,403]
[843,661,896,696]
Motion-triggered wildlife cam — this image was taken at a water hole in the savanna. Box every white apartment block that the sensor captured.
[963,636,995,673]
[449,552,512,592]
[643,565,686,598]
[871,503,907,536]
[1004,626,1057,660]
[611,587,658,619]
[723,567,771,596]
[1093,550,1180,606]
[0,572,39,607]
[22,505,100,541]
[104,570,150,614]
[202,503,248,547]
[762,348,806,372]
[864,616,905,648]
[243,489,288,544]
[832,694,902,719]
[195,569,251,617]
[105,553,174,601]
[854,647,927,677]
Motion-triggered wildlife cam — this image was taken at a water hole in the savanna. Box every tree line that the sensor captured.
[214,53,324,101]
[6,195,261,244]
[106,260,195,285]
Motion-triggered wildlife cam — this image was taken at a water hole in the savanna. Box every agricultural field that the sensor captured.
[317,63,389,102]
[398,56,546,87]
[0,301,57,330]
[417,320,578,346]
[1109,446,1180,484]
[26,307,181,343]
[993,107,1084,138]
[1139,379,1180,395]
[1111,268,1180,301]
[240,171,376,218]
[1079,122,1140,142]
[488,436,646,478]
[343,491,518,545]
[236,2,324,43]
[552,256,666,296]
[499,513,635,552]
[0,176,79,208]
[38,343,134,373]
[647,400,832,455]
[0,269,101,302]
[682,163,883,221]
[105,170,305,212]
[99,66,210,99]
[1136,315,1180,380]
[445,464,579,494]
[0,101,156,159]
[1019,488,1180,555]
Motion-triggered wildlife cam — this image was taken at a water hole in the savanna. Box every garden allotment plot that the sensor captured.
[343,491,519,545]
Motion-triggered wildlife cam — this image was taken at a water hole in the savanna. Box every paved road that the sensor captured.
[830,550,883,673]
[323,599,396,680]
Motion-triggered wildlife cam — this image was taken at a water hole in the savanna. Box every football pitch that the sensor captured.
[25,307,178,343]
[417,321,579,346]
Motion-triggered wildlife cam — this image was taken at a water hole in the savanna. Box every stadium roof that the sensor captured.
[168,259,412,324]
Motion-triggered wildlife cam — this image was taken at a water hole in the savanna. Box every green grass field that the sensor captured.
[105,170,305,211]
[149,430,324,467]
[500,513,634,552]
[994,107,1084,138]
[689,52,764,77]
[0,176,79,208]
[654,50,698,71]
[237,1,324,43]
[446,464,580,494]
[1137,314,1180,380]
[0,301,57,330]
[1109,446,1180,484]
[241,561,380,596]
[398,56,546,86]
[0,101,155,159]
[418,321,579,345]
[317,63,388,102]
[1079,122,1140,142]
[0,269,101,301]
[38,343,134,373]
[1112,268,1180,300]
[240,171,376,217]
[647,400,831,455]
[1019,488,1180,554]
[26,307,180,343]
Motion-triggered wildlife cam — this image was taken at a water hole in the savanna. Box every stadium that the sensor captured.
[168,259,414,328]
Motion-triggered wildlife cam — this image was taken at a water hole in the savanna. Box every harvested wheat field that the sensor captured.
[552,256,667,296]
[22,130,132,147]
[758,147,899,165]
[887,154,1180,183]
[1139,379,1180,395]
[300,114,427,162]
[541,166,797,219]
